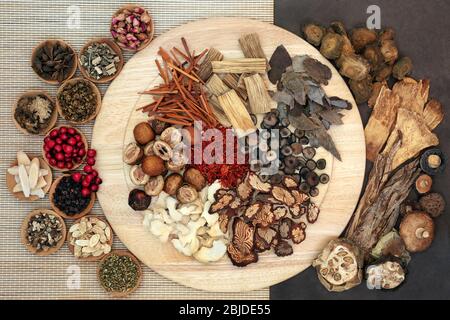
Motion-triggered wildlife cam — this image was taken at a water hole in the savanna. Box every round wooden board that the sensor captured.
[92,18,366,292]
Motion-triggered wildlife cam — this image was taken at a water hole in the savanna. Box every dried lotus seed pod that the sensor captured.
[312,238,363,292]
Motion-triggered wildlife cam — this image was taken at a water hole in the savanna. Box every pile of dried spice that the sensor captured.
[32,40,76,82]
[191,127,249,188]
[80,42,120,80]
[24,210,64,253]
[52,176,91,215]
[57,79,98,123]
[98,253,140,294]
[14,94,54,134]
[139,38,218,128]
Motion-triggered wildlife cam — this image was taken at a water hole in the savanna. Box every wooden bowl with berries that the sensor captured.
[42,126,88,171]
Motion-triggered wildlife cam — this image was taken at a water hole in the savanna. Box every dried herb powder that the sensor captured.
[80,42,120,80]
[53,176,90,215]
[14,94,54,134]
[26,211,63,252]
[32,41,75,82]
[99,254,139,293]
[58,80,97,122]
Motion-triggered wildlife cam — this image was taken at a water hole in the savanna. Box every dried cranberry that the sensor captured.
[74,134,81,142]
[71,172,82,183]
[95,177,103,185]
[55,153,64,161]
[67,137,77,146]
[44,145,51,152]
[57,161,65,169]
[77,141,84,148]
[81,188,91,198]
[49,158,57,166]
[59,127,67,134]
[55,138,63,145]
[45,152,52,160]
[83,165,93,173]
[91,170,98,177]
[86,157,96,166]
[66,162,74,170]
[82,179,91,187]
[67,128,76,135]
[54,145,62,153]
[50,129,58,138]
[60,133,68,141]
[78,149,86,157]
[63,145,73,154]
[46,140,56,149]
[87,149,97,158]
[90,184,99,192]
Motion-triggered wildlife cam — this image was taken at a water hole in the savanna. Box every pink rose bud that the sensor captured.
[134,7,144,14]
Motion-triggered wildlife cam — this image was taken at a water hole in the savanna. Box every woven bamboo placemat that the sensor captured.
[0,0,273,300]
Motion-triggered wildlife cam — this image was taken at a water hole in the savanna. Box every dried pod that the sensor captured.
[392,57,413,80]
[163,173,183,196]
[380,40,399,65]
[123,142,143,165]
[419,193,445,218]
[141,155,165,177]
[399,211,434,252]
[128,189,151,211]
[320,33,343,60]
[227,218,258,267]
[177,185,198,204]
[290,222,306,244]
[366,258,406,290]
[339,54,370,81]
[183,168,206,191]
[349,77,373,104]
[312,239,363,292]
[133,122,155,145]
[144,175,164,196]
[152,141,173,161]
[274,240,293,257]
[350,28,377,52]
[415,174,432,194]
[303,23,326,46]
[129,165,150,186]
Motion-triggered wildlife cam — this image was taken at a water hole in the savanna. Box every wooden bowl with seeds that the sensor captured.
[56,77,102,124]
[6,156,53,201]
[12,90,57,135]
[31,39,78,85]
[67,215,113,261]
[20,209,67,256]
[49,175,96,220]
[97,250,142,298]
[79,38,124,84]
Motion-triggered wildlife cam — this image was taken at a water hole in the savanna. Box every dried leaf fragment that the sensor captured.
[268,45,292,84]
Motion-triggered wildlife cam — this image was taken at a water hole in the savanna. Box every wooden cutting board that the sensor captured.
[91,18,366,292]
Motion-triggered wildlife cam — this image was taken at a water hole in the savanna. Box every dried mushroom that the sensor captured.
[227,218,258,267]
[399,211,434,252]
[419,193,445,218]
[312,239,363,292]
[274,240,293,257]
[420,148,446,175]
[366,258,406,290]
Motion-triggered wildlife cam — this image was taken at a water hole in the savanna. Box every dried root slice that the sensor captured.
[291,203,308,219]
[244,202,262,220]
[312,239,363,292]
[227,243,258,267]
[236,178,253,201]
[218,213,230,234]
[254,227,277,252]
[210,193,234,213]
[272,205,289,221]
[248,173,272,192]
[227,218,257,267]
[290,222,306,244]
[274,240,293,257]
[307,202,320,223]
[282,176,298,189]
[291,190,309,205]
[278,218,293,239]
[423,99,444,130]
[229,197,242,210]
[252,203,275,227]
[271,186,295,206]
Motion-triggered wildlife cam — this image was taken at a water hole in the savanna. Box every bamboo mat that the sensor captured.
[0,0,273,300]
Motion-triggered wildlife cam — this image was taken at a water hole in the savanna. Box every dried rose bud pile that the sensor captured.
[110,6,152,50]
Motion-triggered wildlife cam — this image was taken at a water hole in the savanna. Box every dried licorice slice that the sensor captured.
[307,202,320,223]
[290,222,307,244]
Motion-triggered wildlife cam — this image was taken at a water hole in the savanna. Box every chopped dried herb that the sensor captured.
[99,253,140,293]
[32,41,75,82]
[14,94,54,134]
[58,79,98,122]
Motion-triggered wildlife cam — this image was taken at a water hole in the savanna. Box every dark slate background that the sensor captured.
[272,0,450,299]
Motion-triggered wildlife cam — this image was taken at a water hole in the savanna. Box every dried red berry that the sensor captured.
[71,172,82,183]
[83,165,93,173]
[87,149,97,158]
[81,188,91,198]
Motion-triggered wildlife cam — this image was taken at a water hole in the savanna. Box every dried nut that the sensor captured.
[133,122,155,145]
[177,185,198,204]
[152,141,173,161]
[415,174,432,194]
[164,173,183,195]
[129,165,150,185]
[160,127,183,147]
[144,175,164,196]
[128,189,151,211]
[141,155,165,177]
[143,141,155,156]
[123,142,144,165]
[183,168,207,191]
[166,159,185,172]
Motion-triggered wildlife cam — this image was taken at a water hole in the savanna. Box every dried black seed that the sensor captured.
[294,128,305,138]
[281,145,293,157]
[283,166,296,175]
[292,174,301,184]
[299,136,310,145]
[316,158,327,170]
[309,187,320,197]
[300,167,310,179]
[299,182,311,194]
[280,117,290,127]
[306,171,320,187]
[319,173,330,184]
[303,147,316,159]
[291,143,303,156]
[306,159,317,170]
[53,176,90,215]
[280,138,289,148]
[259,173,270,182]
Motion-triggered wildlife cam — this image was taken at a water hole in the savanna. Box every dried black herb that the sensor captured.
[32,41,75,82]
[268,45,292,84]
[14,94,54,134]
[303,57,332,85]
[289,107,320,130]
[58,79,97,122]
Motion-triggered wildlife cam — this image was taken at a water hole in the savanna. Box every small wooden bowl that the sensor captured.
[110,4,154,52]
[21,209,67,256]
[31,39,78,85]
[49,175,96,220]
[97,250,142,298]
[42,125,88,171]
[56,77,102,124]
[67,215,114,261]
[6,156,53,201]
[12,90,57,135]
[79,38,125,84]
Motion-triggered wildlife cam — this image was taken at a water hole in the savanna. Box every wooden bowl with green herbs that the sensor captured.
[20,209,67,256]
[31,39,78,85]
[12,90,58,135]
[79,38,124,84]
[56,77,102,124]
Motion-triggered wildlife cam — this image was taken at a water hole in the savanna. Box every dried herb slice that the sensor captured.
[291,189,309,205]
[303,57,332,85]
[279,218,293,239]
[282,176,298,189]
[236,179,253,201]
[274,240,294,257]
[210,193,234,213]
[273,205,289,220]
[271,186,296,206]
[244,202,262,220]
[253,203,275,227]
[227,218,258,267]
[218,213,230,234]
[254,227,277,252]
[268,45,292,84]
[291,222,307,244]
[307,202,320,223]
[248,173,272,192]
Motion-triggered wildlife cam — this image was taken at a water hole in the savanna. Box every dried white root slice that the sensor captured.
[7,166,19,175]
[39,169,49,177]
[18,165,30,197]
[69,224,80,233]
[30,188,45,198]
[17,151,30,166]
[36,176,47,189]
[28,158,40,189]
[193,240,227,263]
[13,184,23,193]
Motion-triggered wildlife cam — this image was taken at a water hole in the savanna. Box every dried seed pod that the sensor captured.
[350,28,377,52]
[312,239,363,292]
[303,23,326,46]
[320,33,343,60]
[399,211,434,252]
[144,175,164,196]
[415,174,432,194]
[366,258,406,290]
[339,54,371,81]
[392,57,413,80]
[316,158,326,170]
[349,77,373,104]
[380,40,399,65]
[183,168,206,191]
[419,193,445,218]
[133,122,155,145]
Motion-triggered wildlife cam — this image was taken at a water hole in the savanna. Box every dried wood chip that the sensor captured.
[222,73,248,101]
[423,99,444,130]
[244,74,273,114]
[239,33,267,62]
[206,74,230,96]
[218,90,256,137]
[212,58,267,74]
[303,57,332,85]
[198,47,223,81]
[392,78,430,115]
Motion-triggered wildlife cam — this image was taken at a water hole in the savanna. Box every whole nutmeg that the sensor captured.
[164,173,183,195]
[183,167,206,191]
[134,122,155,145]
[141,155,165,177]
[128,189,151,211]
